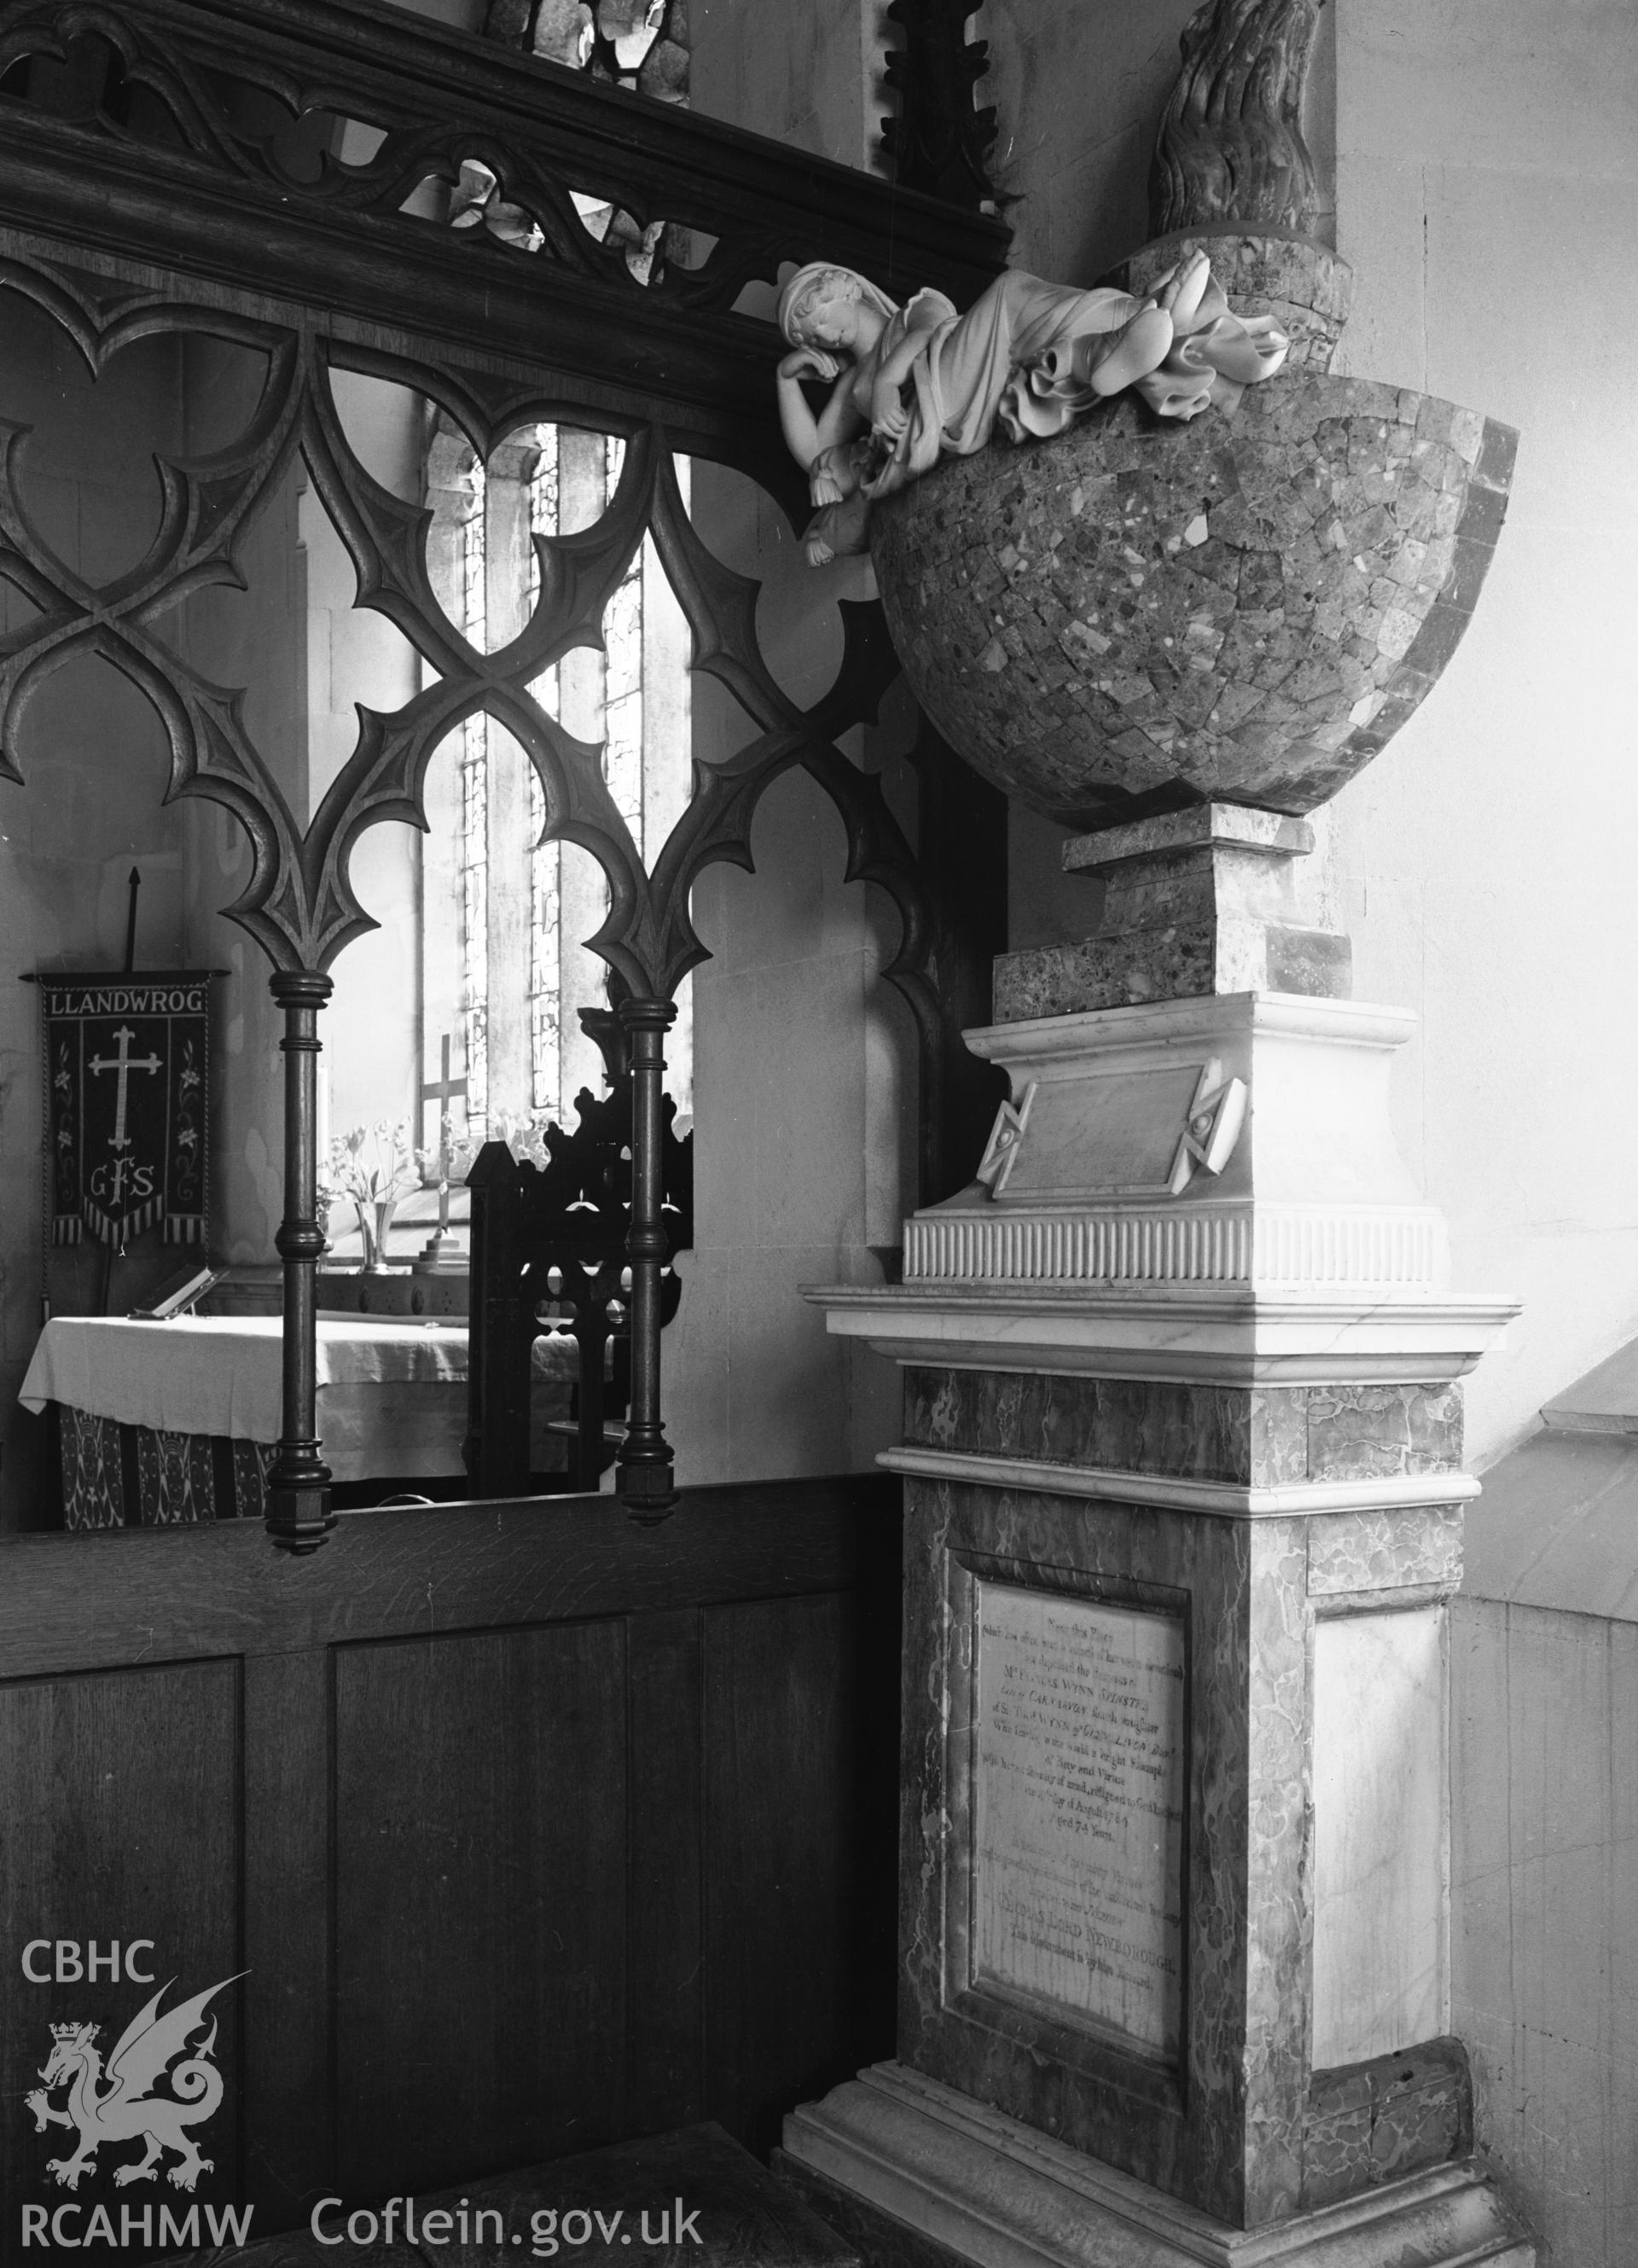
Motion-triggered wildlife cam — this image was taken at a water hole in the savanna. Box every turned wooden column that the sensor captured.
[264,968,335,1553]
[617,994,678,1517]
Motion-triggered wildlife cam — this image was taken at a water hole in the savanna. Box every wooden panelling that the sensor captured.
[625,1609,707,2136]
[0,1662,243,2218]
[704,1592,900,2157]
[243,1650,333,2220]
[1451,1597,1638,2268]
[0,1477,901,2259]
[334,1622,630,2196]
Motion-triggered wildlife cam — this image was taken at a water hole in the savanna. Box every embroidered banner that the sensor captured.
[39,976,211,1250]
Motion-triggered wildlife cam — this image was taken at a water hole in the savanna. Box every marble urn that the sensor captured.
[869,346,1518,829]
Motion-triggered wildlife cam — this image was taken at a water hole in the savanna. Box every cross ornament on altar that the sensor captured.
[414,1033,469,1273]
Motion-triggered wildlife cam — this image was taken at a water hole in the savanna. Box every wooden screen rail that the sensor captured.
[0,0,1012,450]
[0,1471,903,1679]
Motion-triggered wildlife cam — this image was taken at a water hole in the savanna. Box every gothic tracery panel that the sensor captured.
[0,236,941,1532]
[0,0,1007,1534]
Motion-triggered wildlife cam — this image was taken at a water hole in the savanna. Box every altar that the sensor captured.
[18,1314,560,1527]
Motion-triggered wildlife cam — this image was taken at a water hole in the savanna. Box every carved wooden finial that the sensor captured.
[881,0,1002,213]
[1151,0,1326,238]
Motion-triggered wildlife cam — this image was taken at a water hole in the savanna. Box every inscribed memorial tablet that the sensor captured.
[973,1582,1185,2058]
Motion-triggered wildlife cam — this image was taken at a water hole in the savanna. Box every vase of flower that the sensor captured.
[320,1122,417,1275]
[354,1196,399,1273]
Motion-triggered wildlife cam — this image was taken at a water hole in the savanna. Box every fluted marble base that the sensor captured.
[781,2063,1535,2268]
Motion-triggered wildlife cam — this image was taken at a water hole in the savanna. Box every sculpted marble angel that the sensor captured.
[775,248,1289,564]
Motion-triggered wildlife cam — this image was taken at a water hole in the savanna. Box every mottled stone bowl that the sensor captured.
[870,374,1518,826]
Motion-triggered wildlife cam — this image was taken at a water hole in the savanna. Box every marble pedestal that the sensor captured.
[787,811,1533,2265]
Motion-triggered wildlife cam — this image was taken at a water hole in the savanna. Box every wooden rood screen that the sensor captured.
[0,1480,902,2253]
[0,0,1008,1536]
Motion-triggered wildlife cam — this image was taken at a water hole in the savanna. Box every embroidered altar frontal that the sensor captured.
[40,975,211,1249]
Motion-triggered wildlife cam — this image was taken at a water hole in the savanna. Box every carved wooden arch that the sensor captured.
[0,0,1010,1543]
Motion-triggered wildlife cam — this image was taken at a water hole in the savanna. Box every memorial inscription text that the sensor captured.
[973,1581,1186,2058]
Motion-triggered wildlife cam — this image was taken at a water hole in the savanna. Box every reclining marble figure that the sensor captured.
[775,247,1290,565]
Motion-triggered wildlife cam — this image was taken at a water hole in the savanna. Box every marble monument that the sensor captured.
[782,805,1535,2264]
[776,0,1533,2245]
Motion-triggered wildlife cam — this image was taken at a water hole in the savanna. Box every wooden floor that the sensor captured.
[0,1479,903,2264]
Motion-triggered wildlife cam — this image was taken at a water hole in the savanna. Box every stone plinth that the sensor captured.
[997,806,1350,1019]
[884,1378,1467,2209]
[791,847,1530,2261]
[781,2066,1535,2268]
[902,990,1453,1313]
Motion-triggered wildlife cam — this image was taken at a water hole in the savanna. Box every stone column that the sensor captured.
[784,808,1534,2265]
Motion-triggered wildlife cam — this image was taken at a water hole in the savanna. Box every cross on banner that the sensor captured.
[90,1025,163,1151]
[88,1024,164,1231]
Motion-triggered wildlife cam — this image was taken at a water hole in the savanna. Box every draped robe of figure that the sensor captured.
[863,267,1289,501]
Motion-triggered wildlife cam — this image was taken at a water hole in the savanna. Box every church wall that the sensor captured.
[1320,0,1638,1471]
[691,0,889,172]
[983,0,1203,288]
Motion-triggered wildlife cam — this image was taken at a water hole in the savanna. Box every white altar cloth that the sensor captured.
[21,1314,583,1482]
[19,1314,485,1481]
[20,1314,468,1441]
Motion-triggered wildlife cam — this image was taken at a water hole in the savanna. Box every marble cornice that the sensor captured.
[803,1284,1521,1386]
[880,1442,1480,1522]
[966,991,1420,1064]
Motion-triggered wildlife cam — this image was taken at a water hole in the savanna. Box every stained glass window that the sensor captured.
[423,423,693,1144]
